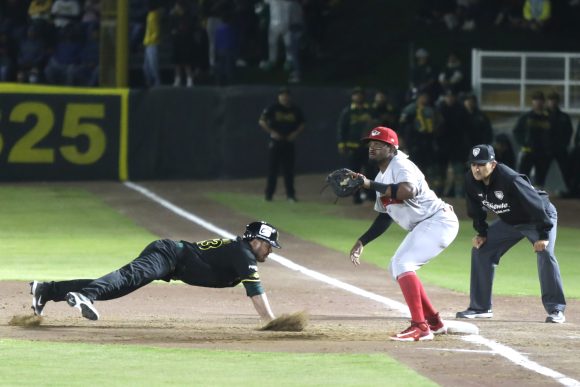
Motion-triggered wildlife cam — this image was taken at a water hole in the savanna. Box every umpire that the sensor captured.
[456,145,566,323]
[259,87,305,202]
[30,221,281,323]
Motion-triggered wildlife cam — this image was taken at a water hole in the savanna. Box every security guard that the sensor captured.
[456,145,566,323]
[30,221,281,323]
[259,87,305,202]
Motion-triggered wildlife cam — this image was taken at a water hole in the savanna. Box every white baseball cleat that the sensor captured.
[66,292,100,321]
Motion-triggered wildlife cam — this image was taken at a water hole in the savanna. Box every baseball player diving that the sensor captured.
[349,126,459,341]
[30,221,281,324]
[456,144,566,323]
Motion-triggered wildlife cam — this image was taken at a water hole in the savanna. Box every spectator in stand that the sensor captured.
[74,25,99,86]
[201,0,231,71]
[523,0,551,31]
[231,0,257,68]
[513,90,552,188]
[494,0,525,28]
[44,24,82,85]
[410,48,437,103]
[438,52,466,96]
[337,87,374,204]
[259,0,292,71]
[16,25,47,84]
[546,91,573,194]
[372,90,399,130]
[51,0,82,29]
[286,0,304,84]
[400,90,442,195]
[437,89,469,197]
[28,0,55,42]
[214,14,236,85]
[129,0,148,52]
[170,0,197,87]
[3,0,30,41]
[142,0,163,87]
[81,0,100,28]
[0,29,15,81]
[29,0,54,22]
[463,92,494,146]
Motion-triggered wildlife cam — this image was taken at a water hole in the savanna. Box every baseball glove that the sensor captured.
[325,168,364,198]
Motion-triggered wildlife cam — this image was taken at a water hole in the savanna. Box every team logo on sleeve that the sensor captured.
[248,265,258,272]
[494,191,504,200]
[473,148,481,157]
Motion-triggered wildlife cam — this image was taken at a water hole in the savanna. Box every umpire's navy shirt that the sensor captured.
[465,163,553,240]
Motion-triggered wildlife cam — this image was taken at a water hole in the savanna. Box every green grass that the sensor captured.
[0,186,155,280]
[0,339,436,387]
[209,192,580,299]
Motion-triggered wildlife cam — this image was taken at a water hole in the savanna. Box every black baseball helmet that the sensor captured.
[243,221,281,248]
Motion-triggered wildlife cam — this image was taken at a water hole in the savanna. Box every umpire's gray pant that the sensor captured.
[468,203,566,314]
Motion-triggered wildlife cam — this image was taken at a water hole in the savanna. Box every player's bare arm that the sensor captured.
[251,293,275,323]
[362,178,417,200]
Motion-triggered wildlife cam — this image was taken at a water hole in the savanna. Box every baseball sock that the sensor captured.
[420,285,437,318]
[397,271,425,323]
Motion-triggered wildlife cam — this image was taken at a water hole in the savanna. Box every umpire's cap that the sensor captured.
[243,221,281,248]
[469,144,495,164]
[362,126,399,149]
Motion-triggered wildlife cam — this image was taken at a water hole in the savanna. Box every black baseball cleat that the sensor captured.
[30,280,47,316]
[66,292,100,321]
[456,308,493,319]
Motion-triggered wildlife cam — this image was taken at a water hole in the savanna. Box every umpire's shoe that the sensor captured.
[66,292,100,321]
[30,280,48,316]
[456,308,493,319]
[545,310,565,324]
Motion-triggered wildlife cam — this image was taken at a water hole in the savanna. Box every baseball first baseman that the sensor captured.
[30,221,280,324]
[350,126,459,341]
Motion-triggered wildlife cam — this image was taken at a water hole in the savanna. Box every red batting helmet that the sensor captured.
[363,127,399,149]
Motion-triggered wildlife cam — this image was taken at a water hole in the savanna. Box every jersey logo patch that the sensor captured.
[248,265,258,272]
[380,196,403,208]
[494,191,504,200]
[473,148,481,157]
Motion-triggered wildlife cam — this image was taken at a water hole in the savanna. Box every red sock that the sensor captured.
[420,285,437,318]
[397,271,425,323]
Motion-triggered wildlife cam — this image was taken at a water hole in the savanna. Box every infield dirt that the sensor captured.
[1,176,579,386]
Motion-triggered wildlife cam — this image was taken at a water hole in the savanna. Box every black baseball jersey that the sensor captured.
[513,110,551,152]
[465,163,553,240]
[260,103,305,137]
[174,237,263,296]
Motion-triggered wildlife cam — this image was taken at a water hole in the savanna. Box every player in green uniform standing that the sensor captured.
[30,221,281,324]
[259,87,305,202]
[337,87,374,204]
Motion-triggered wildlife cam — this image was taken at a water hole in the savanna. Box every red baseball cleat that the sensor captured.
[427,312,447,335]
[390,321,434,342]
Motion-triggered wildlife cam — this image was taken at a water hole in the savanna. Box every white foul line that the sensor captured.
[123,181,579,387]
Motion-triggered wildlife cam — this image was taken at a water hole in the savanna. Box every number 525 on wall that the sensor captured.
[0,89,127,181]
